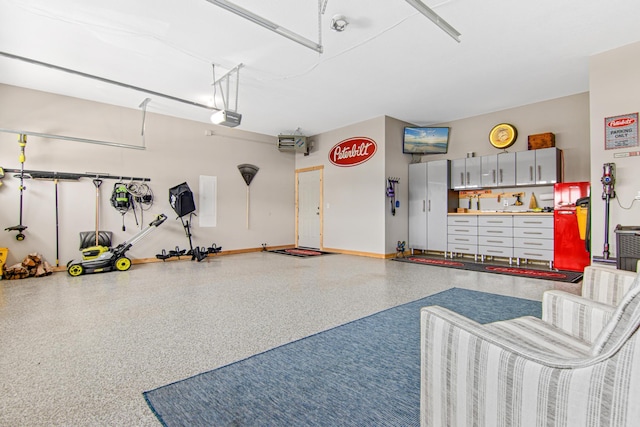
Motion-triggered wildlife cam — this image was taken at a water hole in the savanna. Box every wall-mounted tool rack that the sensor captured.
[1,168,150,182]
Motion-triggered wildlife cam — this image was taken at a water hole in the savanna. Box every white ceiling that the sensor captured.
[1,0,640,137]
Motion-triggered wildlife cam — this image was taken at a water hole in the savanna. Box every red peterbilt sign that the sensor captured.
[607,117,636,127]
[328,137,377,167]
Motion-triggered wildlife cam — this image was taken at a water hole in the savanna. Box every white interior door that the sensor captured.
[297,168,321,249]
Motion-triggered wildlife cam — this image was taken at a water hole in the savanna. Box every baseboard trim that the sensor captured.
[51,244,396,273]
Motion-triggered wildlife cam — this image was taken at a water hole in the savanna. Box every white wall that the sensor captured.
[0,84,595,265]
[297,117,386,255]
[589,41,640,260]
[297,93,592,258]
[0,84,295,266]
[436,92,591,183]
[384,116,412,255]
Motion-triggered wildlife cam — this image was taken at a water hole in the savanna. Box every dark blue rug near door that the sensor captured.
[143,288,542,427]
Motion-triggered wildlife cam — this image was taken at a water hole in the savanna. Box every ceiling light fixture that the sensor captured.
[330,15,348,32]
[404,0,461,43]
[204,0,323,53]
[211,110,242,127]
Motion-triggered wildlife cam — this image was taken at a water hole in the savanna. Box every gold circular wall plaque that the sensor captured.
[489,123,517,149]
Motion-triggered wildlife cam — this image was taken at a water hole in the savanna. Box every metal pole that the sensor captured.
[54,179,60,267]
[603,193,611,260]
[93,179,103,246]
[1,128,145,151]
[0,52,219,112]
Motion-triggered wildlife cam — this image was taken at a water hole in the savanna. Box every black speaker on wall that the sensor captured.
[169,182,196,218]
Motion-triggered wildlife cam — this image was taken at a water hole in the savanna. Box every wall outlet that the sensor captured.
[503,199,509,207]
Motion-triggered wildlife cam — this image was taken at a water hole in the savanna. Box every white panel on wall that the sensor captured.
[199,175,217,227]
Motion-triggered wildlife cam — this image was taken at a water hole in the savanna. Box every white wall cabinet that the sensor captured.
[481,152,516,188]
[480,156,496,188]
[497,152,517,187]
[515,147,561,186]
[409,160,455,253]
[450,157,481,190]
[453,148,560,190]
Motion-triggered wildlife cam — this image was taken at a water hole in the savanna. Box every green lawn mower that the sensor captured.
[67,213,167,276]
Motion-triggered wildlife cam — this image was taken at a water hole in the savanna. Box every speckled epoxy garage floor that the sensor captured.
[0,252,575,426]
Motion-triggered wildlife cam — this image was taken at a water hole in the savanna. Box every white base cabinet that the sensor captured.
[478,216,514,262]
[513,216,554,268]
[447,214,554,267]
[447,216,478,259]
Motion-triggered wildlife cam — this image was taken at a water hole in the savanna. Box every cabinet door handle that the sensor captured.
[466,172,470,185]
[460,172,464,186]
[499,169,503,183]
[428,200,431,212]
[529,166,533,181]
[538,165,542,181]
[423,200,426,212]
[492,170,496,183]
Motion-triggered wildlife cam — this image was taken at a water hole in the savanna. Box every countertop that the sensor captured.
[449,210,553,216]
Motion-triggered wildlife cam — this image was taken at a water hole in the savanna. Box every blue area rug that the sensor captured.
[143,288,541,426]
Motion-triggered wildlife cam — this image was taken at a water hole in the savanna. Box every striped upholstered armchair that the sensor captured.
[421,267,640,427]
[541,265,637,342]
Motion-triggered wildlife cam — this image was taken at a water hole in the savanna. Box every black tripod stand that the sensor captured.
[163,182,221,262]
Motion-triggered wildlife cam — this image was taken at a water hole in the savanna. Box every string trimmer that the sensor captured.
[5,134,29,241]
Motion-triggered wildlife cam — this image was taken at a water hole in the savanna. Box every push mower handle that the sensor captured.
[150,213,168,227]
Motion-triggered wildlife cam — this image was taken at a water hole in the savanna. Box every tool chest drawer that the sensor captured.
[448,216,478,226]
[513,216,553,228]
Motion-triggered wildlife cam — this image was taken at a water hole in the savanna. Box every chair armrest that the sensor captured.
[582,265,637,305]
[542,290,616,343]
[420,305,639,427]
[421,306,591,369]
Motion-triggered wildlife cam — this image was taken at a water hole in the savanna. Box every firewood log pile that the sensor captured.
[2,253,54,280]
